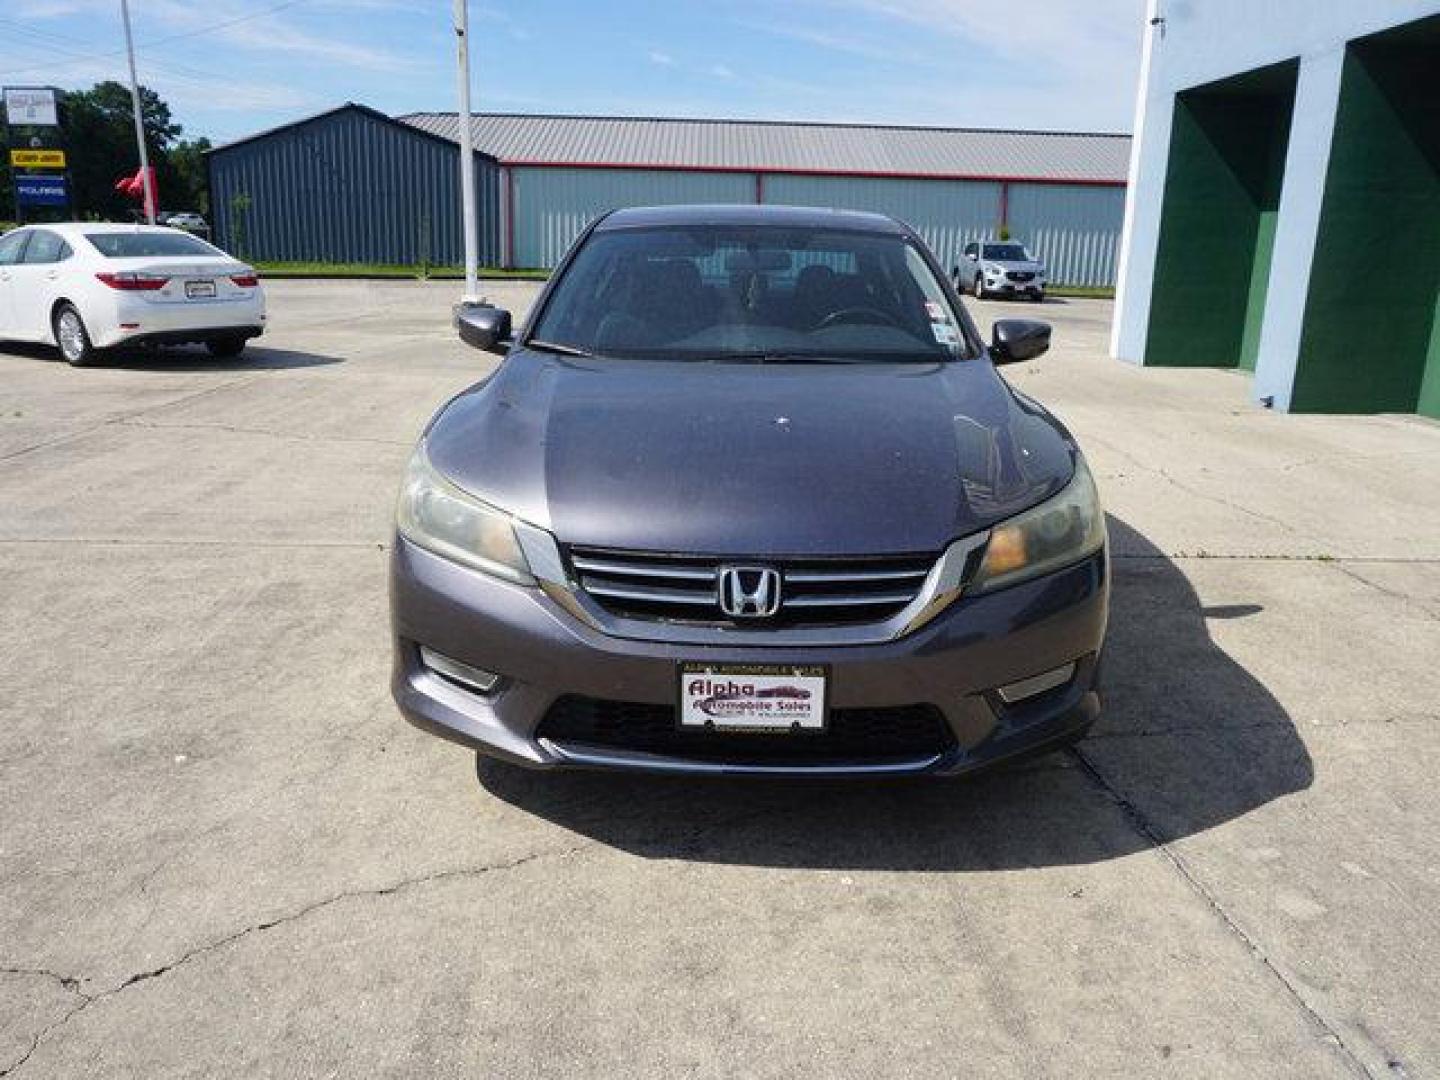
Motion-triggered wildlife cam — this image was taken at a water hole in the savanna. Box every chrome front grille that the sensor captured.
[1006,271,1036,283]
[568,546,936,627]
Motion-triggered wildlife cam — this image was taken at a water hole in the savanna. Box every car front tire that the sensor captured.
[972,274,985,300]
[206,336,247,359]
[53,303,100,367]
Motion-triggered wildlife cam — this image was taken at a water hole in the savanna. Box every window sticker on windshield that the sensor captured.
[924,300,946,321]
[932,323,960,345]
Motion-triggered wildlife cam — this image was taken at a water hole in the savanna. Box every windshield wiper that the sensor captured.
[525,339,593,358]
[698,352,871,364]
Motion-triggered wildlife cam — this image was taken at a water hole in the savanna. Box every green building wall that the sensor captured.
[1291,24,1440,417]
[1144,63,1297,371]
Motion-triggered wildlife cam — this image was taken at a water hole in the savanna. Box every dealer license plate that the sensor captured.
[678,663,827,733]
[185,279,217,299]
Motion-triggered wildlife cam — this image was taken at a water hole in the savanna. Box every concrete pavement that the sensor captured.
[1,281,1437,1077]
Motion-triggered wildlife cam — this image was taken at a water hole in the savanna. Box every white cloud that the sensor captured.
[710,63,735,79]
[824,0,1141,90]
[767,0,1144,130]
[210,17,417,72]
[730,19,942,68]
[10,0,422,74]
[649,49,675,66]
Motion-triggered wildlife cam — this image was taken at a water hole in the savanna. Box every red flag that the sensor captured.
[113,167,158,220]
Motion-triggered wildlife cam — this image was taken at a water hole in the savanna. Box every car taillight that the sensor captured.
[96,272,168,291]
[230,273,259,288]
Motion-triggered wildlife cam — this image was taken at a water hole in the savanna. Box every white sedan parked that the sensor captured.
[0,223,265,366]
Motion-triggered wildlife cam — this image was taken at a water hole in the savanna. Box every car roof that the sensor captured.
[597,203,907,234]
[14,222,189,236]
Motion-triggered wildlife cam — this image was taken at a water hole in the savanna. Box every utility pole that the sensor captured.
[119,0,156,224]
[453,0,480,304]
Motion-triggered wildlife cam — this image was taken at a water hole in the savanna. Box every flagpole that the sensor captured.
[119,0,156,224]
[453,0,480,304]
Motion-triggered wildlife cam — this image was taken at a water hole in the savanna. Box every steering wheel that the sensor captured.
[816,306,902,331]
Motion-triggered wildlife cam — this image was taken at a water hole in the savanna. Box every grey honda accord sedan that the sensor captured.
[390,204,1108,777]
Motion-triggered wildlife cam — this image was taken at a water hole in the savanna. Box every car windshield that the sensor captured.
[983,244,1030,261]
[529,224,973,361]
[84,231,219,258]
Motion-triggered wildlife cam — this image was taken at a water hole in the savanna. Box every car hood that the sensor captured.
[424,350,1077,557]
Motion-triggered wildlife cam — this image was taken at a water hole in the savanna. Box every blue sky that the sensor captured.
[1,0,1145,144]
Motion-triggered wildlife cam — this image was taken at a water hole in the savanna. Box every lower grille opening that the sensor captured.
[537,696,956,766]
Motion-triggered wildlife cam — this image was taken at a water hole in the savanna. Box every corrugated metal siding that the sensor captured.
[511,167,753,267]
[402,113,1131,183]
[209,108,499,265]
[761,174,1002,275]
[1006,183,1125,286]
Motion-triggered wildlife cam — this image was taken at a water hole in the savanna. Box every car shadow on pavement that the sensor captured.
[474,515,1313,871]
[0,342,343,372]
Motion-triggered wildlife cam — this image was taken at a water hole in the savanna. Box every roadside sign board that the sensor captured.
[3,87,60,127]
[15,174,68,207]
[9,147,66,168]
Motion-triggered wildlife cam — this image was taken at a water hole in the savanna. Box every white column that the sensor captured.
[1110,0,1170,364]
[454,0,481,304]
[1251,47,1346,410]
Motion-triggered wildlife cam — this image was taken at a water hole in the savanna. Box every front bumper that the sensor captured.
[390,537,1107,777]
[985,278,1045,297]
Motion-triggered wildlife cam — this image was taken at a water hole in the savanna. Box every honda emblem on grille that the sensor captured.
[717,565,782,618]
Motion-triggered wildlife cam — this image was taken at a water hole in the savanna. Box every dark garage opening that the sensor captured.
[1144,61,1298,371]
[1292,16,1440,416]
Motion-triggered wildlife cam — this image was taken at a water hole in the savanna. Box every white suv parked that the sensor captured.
[956,241,1047,302]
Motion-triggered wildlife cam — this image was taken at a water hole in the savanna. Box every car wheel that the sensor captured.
[1032,291,1045,303]
[206,336,247,359]
[972,274,985,300]
[53,303,99,367]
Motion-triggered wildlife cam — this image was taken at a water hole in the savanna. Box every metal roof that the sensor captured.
[599,204,906,232]
[399,112,1130,185]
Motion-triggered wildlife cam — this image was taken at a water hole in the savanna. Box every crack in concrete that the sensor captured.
[1067,746,1378,1080]
[1087,720,1294,740]
[110,417,411,448]
[1088,713,1437,740]
[1329,562,1440,622]
[1086,431,1322,544]
[0,373,265,465]
[0,537,384,550]
[0,966,85,995]
[0,845,583,1077]
[0,968,92,1078]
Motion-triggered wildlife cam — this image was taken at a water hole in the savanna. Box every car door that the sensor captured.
[13,229,72,340]
[960,242,979,286]
[0,229,31,338]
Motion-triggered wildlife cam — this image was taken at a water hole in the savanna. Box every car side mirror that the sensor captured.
[990,319,1051,364]
[456,304,512,355]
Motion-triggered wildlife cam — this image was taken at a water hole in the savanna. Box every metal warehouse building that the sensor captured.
[209,104,1130,285]
[1114,1,1439,417]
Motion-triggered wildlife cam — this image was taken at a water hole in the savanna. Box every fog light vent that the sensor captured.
[420,646,500,694]
[997,662,1075,705]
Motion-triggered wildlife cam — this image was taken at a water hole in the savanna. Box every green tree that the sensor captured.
[1,155,13,225]
[63,81,182,219]
[168,136,213,215]
[2,82,209,222]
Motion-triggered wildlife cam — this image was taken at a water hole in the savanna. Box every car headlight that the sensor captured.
[970,458,1105,593]
[396,444,535,585]
[985,265,1003,276]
